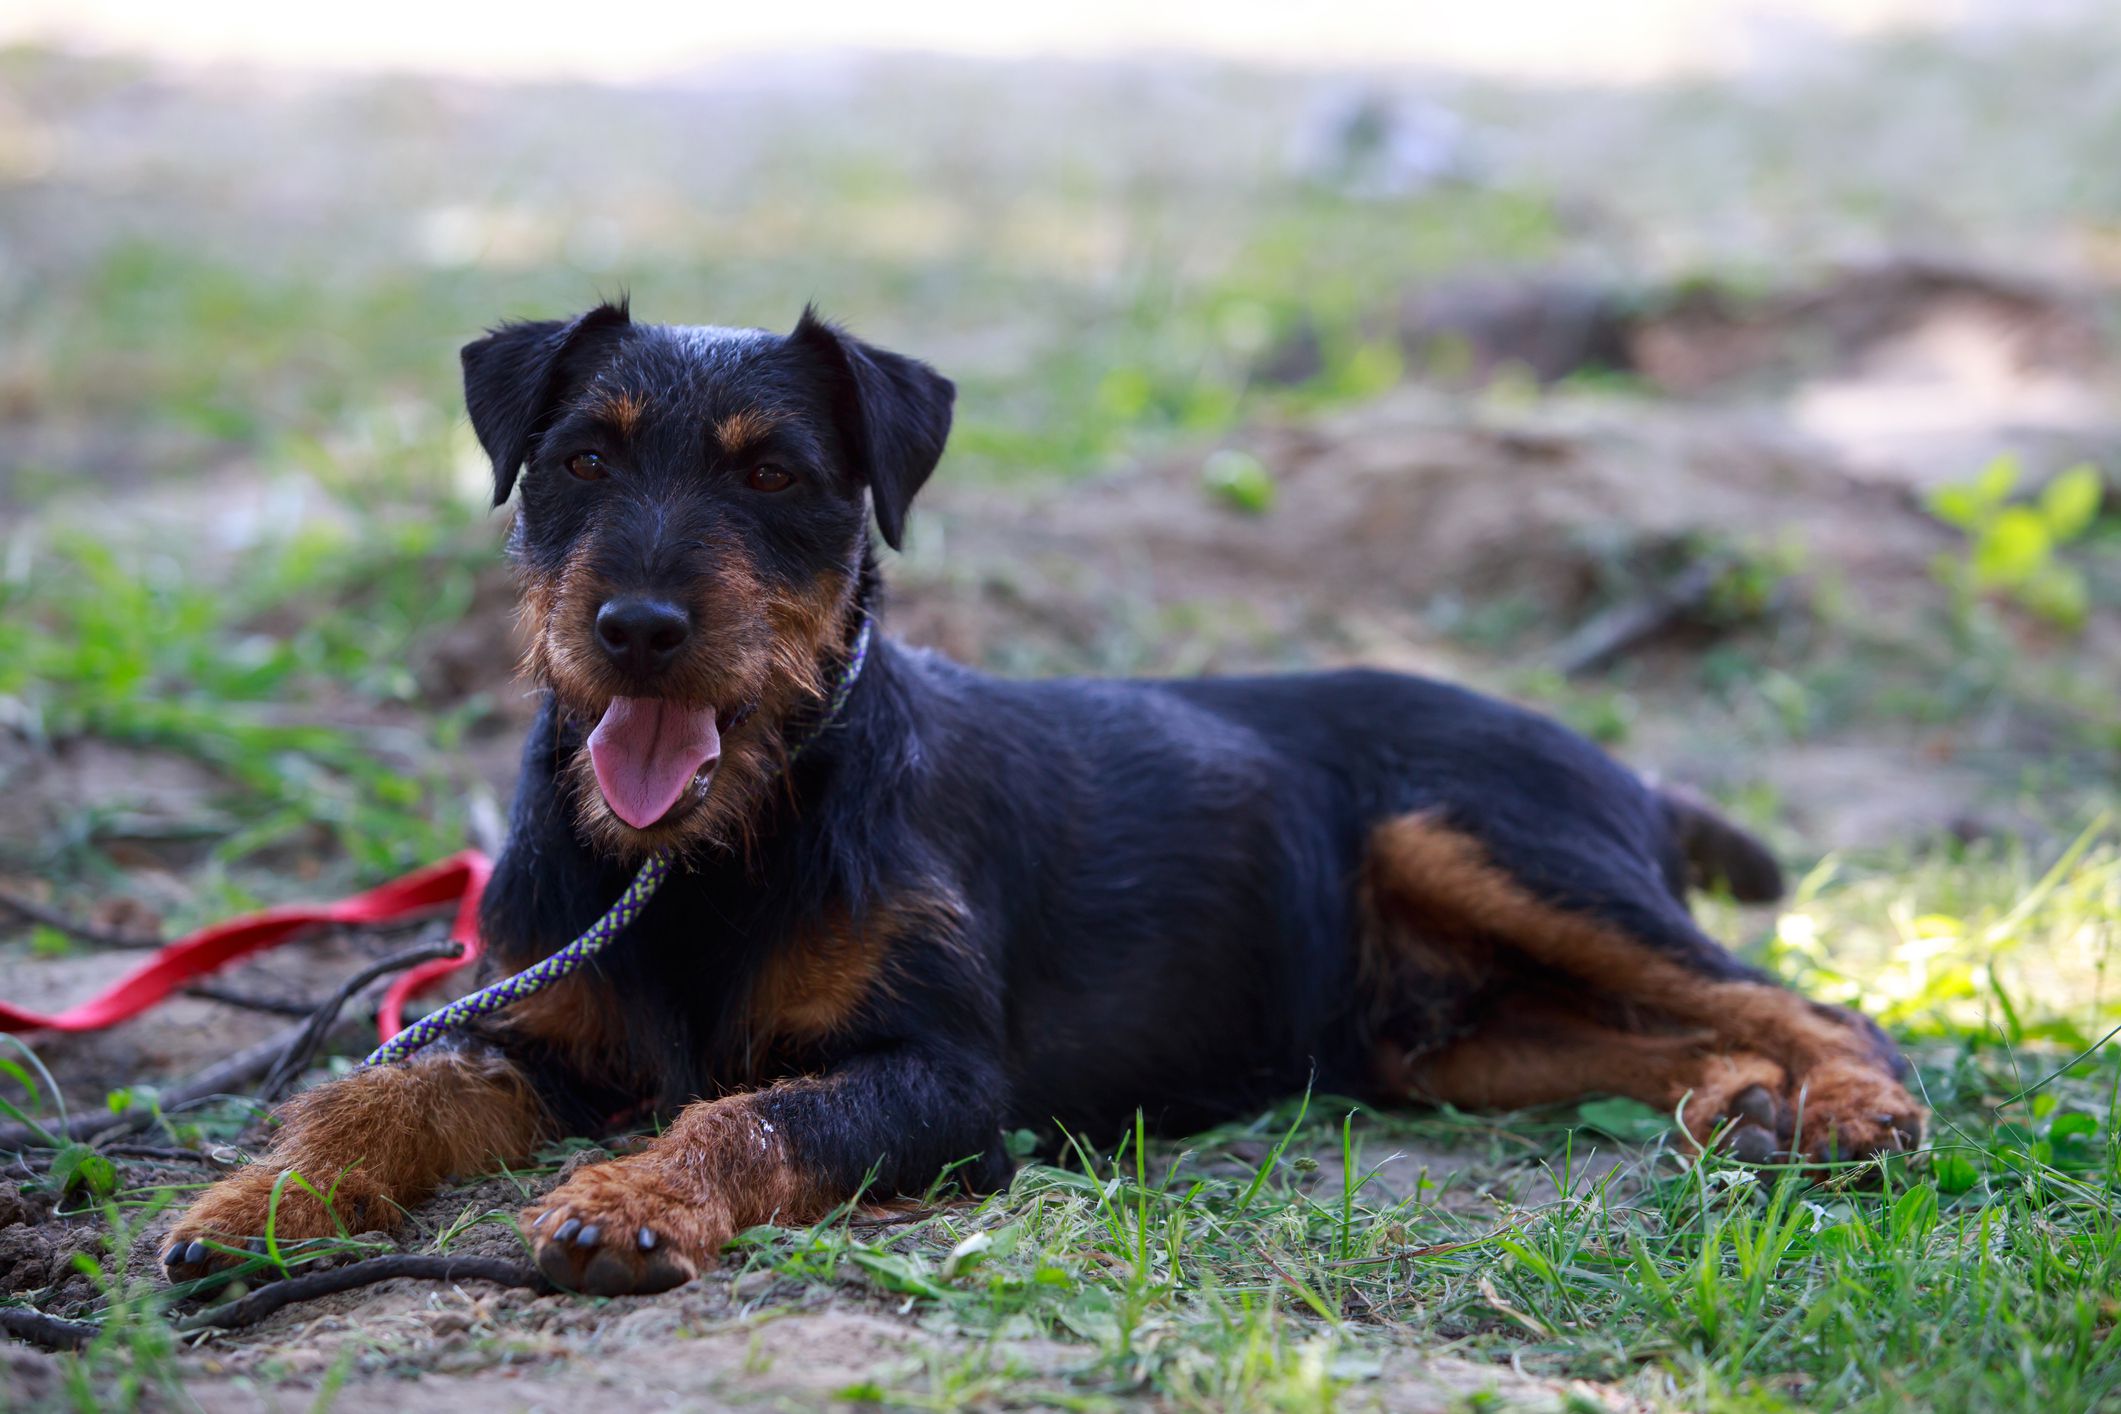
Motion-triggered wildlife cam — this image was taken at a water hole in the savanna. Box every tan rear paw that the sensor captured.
[1681,1051,1924,1170]
[1787,1056,1926,1164]
[1678,1052,1791,1164]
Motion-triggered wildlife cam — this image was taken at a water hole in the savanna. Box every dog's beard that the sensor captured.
[517,568,852,863]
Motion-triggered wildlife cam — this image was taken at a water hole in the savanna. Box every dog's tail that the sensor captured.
[1658,785,1785,904]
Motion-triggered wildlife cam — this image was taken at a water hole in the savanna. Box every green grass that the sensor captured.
[0,521,490,896]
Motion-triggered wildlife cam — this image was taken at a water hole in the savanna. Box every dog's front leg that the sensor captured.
[162,1046,551,1282]
[522,1044,1004,1294]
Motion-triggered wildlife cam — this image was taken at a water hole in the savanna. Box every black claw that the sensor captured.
[163,1243,185,1268]
[637,1227,657,1251]
[553,1218,581,1243]
[575,1224,601,1247]
[184,1240,209,1266]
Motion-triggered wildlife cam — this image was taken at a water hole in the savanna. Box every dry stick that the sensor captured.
[0,887,163,950]
[1321,1218,1527,1269]
[5,1258,549,1350]
[256,935,463,1101]
[0,934,465,1152]
[0,1020,325,1151]
[14,1033,336,1155]
[1,905,462,1146]
[174,1256,549,1333]
[97,1143,235,1166]
[181,983,321,1018]
[0,1306,100,1351]
[1548,557,1727,678]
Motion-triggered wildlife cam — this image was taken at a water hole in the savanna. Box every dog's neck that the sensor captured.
[773,544,881,753]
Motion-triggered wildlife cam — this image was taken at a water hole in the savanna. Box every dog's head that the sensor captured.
[462,301,953,859]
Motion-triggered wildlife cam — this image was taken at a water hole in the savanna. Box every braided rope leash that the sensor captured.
[364,616,874,1067]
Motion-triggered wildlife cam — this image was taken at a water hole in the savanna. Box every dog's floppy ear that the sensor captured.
[790,306,954,551]
[461,301,632,505]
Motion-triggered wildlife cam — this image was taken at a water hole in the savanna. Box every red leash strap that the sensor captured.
[0,850,491,1043]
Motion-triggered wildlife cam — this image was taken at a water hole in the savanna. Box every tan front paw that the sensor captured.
[161,1163,387,1284]
[521,1156,726,1296]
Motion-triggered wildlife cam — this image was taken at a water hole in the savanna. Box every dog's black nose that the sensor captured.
[596,597,691,676]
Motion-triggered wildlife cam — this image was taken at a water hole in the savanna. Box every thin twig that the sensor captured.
[0,1016,361,1151]
[849,1210,951,1232]
[257,935,463,1101]
[0,888,162,950]
[98,1143,234,1166]
[175,1256,548,1332]
[0,1306,100,1351]
[1321,1218,1526,1269]
[1549,557,1727,677]
[1253,1244,1333,1316]
[181,984,321,1018]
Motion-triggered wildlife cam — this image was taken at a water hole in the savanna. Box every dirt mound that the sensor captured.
[1363,260,2121,494]
[907,388,1952,672]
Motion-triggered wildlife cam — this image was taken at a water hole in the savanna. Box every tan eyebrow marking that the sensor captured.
[588,389,647,436]
[714,408,782,454]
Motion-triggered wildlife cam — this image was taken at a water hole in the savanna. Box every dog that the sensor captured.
[163,302,1924,1295]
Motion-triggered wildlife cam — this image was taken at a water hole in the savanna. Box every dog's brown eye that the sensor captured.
[566,451,606,481]
[746,464,793,493]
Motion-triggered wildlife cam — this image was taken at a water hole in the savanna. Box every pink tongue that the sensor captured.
[587,698,722,829]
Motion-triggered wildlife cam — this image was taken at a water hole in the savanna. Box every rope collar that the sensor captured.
[365,615,875,1067]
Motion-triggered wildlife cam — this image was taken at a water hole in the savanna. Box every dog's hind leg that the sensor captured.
[1376,997,1791,1162]
[1364,811,1923,1163]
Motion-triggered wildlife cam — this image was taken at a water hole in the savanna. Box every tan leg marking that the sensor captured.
[1380,998,1790,1156]
[1367,814,1923,1162]
[162,1050,548,1282]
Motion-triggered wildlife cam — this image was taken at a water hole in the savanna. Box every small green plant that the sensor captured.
[1200,448,1277,514]
[1929,456,2105,629]
[1,528,478,876]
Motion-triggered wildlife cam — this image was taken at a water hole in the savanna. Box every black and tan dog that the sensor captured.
[163,303,1923,1295]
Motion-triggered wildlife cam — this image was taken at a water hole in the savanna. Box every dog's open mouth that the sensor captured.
[586,698,725,829]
